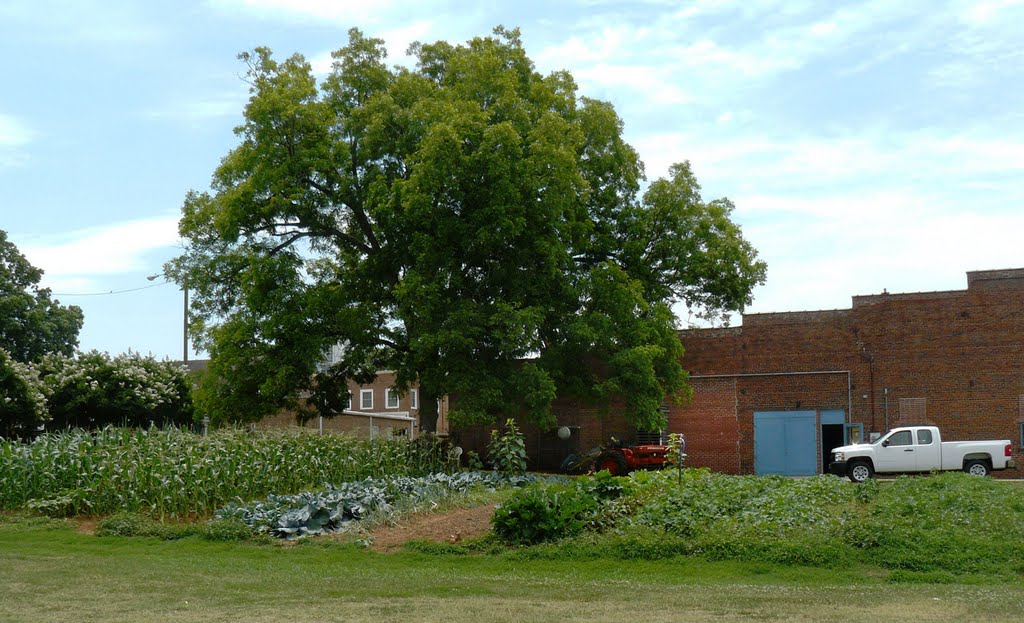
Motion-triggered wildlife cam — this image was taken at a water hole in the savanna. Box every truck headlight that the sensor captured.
[833,451,844,462]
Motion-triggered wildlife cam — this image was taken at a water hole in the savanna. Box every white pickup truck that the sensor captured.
[829,425,1015,482]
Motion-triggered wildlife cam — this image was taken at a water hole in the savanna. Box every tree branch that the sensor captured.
[348,137,381,251]
[268,232,313,256]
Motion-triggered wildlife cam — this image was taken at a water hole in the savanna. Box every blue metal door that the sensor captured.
[754,411,817,476]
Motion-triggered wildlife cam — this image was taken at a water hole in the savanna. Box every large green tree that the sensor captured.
[170,27,766,432]
[0,230,84,363]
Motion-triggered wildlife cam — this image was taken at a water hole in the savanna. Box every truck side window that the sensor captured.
[916,429,933,445]
[889,430,913,446]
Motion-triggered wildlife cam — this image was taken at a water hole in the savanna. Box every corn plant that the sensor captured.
[0,427,449,517]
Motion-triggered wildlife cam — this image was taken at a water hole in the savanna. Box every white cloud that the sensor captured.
[633,127,1024,194]
[961,0,1024,25]
[18,216,182,291]
[0,1,163,44]
[143,90,248,125]
[379,20,434,60]
[574,63,693,105]
[309,20,434,77]
[0,113,32,169]
[209,0,394,24]
[0,113,32,147]
[739,191,1024,315]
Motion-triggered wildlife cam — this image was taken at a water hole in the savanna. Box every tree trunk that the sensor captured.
[418,385,439,434]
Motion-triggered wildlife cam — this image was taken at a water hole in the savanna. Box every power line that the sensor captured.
[51,282,169,297]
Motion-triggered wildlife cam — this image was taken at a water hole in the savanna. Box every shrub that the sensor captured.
[96,513,199,539]
[465,450,484,471]
[35,351,194,430]
[492,483,595,545]
[200,517,253,541]
[0,348,48,439]
[487,418,527,474]
[96,513,159,537]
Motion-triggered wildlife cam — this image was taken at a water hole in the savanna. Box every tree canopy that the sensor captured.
[0,230,84,363]
[170,27,766,432]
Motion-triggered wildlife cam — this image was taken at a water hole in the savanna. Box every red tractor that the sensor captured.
[562,437,670,476]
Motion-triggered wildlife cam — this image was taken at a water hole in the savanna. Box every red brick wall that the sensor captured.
[667,377,739,473]
[455,269,1024,476]
[678,269,1024,476]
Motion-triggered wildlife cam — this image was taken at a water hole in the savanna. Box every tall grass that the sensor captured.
[0,427,448,517]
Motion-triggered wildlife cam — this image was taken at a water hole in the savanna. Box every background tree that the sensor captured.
[170,27,766,432]
[0,230,84,363]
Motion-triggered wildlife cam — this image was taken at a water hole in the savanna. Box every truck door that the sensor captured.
[875,429,916,472]
[913,428,940,471]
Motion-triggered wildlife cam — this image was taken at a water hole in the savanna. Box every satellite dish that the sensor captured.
[557,426,571,440]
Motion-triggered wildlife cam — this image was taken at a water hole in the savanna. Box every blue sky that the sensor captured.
[2,0,1022,360]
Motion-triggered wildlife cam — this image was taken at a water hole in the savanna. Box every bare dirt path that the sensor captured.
[367,503,496,552]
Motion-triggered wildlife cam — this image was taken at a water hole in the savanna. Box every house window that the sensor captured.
[386,388,400,409]
[1019,422,1024,448]
[360,389,373,410]
[410,389,418,410]
[346,392,352,410]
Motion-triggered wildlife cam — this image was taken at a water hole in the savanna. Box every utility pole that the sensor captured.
[148,274,189,364]
[182,281,189,364]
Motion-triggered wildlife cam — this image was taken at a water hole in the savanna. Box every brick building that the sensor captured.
[258,371,450,439]
[456,268,1024,476]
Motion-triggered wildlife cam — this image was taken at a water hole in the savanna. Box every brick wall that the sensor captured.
[453,268,1024,476]
[678,268,1024,476]
[256,371,449,438]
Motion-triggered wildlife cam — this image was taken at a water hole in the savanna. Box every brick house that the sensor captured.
[456,268,1024,476]
[258,371,450,439]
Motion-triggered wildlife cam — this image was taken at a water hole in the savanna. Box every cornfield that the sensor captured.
[0,427,449,517]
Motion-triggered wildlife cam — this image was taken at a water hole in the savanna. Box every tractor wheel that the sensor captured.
[596,452,628,476]
[964,459,991,477]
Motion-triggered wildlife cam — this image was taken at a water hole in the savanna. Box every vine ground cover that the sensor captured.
[492,469,1024,579]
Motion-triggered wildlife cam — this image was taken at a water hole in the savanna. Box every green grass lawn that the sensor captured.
[3,515,1023,623]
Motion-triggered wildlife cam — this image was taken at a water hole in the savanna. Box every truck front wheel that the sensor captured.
[847,460,874,483]
[964,459,991,477]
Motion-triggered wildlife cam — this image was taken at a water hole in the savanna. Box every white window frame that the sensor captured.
[360,389,374,410]
[386,388,400,409]
[410,389,418,410]
[346,392,352,410]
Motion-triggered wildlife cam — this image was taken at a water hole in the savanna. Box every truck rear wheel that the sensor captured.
[847,460,874,483]
[964,459,991,477]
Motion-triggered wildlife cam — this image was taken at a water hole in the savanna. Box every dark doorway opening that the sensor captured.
[821,424,845,473]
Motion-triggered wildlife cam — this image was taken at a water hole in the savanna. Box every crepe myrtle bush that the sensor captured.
[35,350,194,430]
[0,348,49,439]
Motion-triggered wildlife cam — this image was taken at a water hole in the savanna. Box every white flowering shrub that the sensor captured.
[0,347,49,438]
[36,350,193,430]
